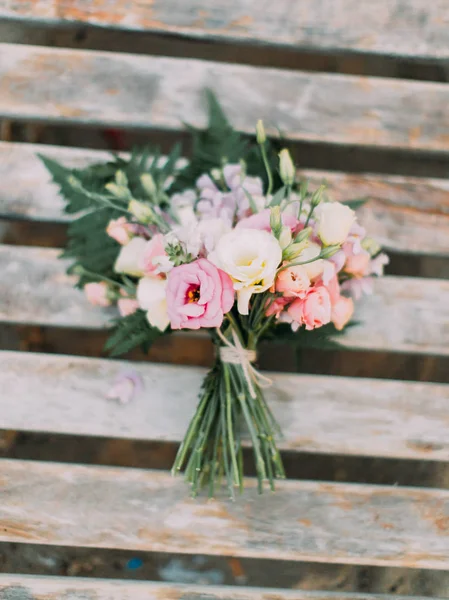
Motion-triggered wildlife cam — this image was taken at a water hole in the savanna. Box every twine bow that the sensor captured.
[216,328,273,399]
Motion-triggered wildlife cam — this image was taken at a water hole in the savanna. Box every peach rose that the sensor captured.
[266,296,290,318]
[332,295,354,331]
[287,285,331,331]
[275,265,310,298]
[344,251,371,278]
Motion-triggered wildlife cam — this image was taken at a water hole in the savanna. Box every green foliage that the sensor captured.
[41,90,351,358]
[172,90,248,191]
[104,310,162,357]
[267,321,358,351]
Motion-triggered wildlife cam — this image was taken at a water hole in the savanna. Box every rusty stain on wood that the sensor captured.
[1,0,449,60]
[2,44,449,151]
[0,460,448,569]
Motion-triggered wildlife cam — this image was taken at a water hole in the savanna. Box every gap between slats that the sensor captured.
[1,0,449,64]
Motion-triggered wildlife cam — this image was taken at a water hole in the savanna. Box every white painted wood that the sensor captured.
[2,142,449,256]
[0,574,433,600]
[1,460,449,569]
[0,245,448,356]
[2,44,449,152]
[1,350,448,461]
[1,0,448,60]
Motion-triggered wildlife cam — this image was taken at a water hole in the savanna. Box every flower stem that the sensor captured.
[260,144,274,197]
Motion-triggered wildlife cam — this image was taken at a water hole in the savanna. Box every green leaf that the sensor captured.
[269,186,286,206]
[172,89,248,192]
[104,309,162,357]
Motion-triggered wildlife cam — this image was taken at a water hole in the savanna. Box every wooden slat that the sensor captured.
[0,575,432,600]
[2,44,449,152]
[1,459,449,570]
[1,244,448,356]
[1,0,449,61]
[1,350,448,462]
[2,142,449,257]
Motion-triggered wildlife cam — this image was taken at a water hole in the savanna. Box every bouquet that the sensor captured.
[42,93,388,497]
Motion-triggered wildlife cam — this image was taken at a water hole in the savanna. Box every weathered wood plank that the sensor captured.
[2,142,449,256]
[2,44,449,152]
[1,350,448,462]
[0,574,432,600]
[1,0,449,61]
[1,244,448,356]
[1,459,449,569]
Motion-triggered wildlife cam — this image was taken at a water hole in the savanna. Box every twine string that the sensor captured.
[216,328,272,399]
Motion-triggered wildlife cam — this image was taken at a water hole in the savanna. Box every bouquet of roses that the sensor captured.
[42,93,387,497]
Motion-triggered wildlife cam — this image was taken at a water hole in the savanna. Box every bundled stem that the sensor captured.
[171,306,285,498]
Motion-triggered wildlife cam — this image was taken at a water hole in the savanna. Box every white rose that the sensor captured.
[317,202,355,245]
[296,242,324,281]
[209,228,282,315]
[136,277,170,331]
[114,237,146,277]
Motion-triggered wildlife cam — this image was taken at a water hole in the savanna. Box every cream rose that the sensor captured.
[209,228,282,315]
[136,276,170,331]
[114,237,146,277]
[296,242,325,281]
[317,202,355,246]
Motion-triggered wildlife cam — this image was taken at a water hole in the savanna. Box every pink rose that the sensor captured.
[166,259,234,330]
[275,265,310,298]
[106,217,134,245]
[287,285,331,331]
[237,208,298,232]
[84,282,111,307]
[117,298,139,317]
[140,234,167,277]
[332,295,354,331]
[266,296,291,318]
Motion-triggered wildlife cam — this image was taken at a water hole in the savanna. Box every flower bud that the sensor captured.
[278,149,295,186]
[115,170,128,187]
[140,173,157,198]
[320,244,341,259]
[128,199,155,224]
[279,226,292,250]
[105,182,130,200]
[256,119,266,144]
[362,236,381,256]
[282,240,310,261]
[211,168,222,182]
[294,226,312,244]
[269,206,282,237]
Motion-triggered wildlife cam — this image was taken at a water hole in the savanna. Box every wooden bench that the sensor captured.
[0,1,449,597]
